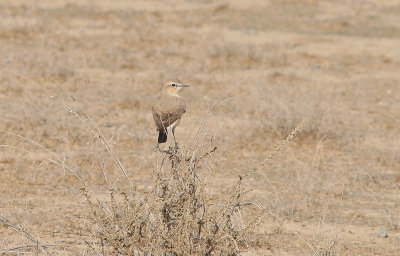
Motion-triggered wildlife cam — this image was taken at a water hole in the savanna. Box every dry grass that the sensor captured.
[1,0,400,255]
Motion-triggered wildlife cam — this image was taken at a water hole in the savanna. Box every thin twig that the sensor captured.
[0,215,39,244]
[242,122,304,178]
[0,244,81,254]
[0,65,132,186]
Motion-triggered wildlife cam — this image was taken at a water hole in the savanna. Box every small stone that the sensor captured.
[378,229,388,238]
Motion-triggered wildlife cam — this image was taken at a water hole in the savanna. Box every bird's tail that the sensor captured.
[158,130,167,143]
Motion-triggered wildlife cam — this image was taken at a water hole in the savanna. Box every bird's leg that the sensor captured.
[172,129,178,150]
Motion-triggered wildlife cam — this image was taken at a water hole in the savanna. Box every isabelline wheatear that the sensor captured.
[152,81,189,148]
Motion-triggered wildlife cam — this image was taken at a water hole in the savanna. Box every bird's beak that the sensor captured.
[178,84,190,88]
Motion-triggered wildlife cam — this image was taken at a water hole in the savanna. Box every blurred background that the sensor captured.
[1,0,399,255]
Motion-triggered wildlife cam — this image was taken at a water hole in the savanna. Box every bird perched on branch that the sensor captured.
[152,81,189,149]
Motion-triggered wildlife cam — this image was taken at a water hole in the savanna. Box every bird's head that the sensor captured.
[163,81,190,97]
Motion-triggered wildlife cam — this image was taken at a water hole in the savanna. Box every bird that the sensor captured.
[152,81,189,149]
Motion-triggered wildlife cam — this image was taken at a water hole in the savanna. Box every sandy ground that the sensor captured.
[0,0,399,255]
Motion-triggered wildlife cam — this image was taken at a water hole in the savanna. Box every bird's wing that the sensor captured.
[152,100,186,131]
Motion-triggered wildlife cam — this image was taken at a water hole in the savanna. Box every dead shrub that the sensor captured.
[84,120,303,255]
[84,145,249,255]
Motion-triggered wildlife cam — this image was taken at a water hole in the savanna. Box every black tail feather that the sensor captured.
[158,130,167,143]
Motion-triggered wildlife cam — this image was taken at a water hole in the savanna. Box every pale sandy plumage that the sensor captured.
[152,82,189,146]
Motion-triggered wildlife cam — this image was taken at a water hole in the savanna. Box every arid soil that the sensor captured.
[1,0,399,255]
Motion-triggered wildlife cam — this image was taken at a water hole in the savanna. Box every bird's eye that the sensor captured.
[171,83,176,87]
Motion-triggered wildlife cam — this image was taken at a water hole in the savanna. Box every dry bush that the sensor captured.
[82,118,303,255]
[85,145,248,255]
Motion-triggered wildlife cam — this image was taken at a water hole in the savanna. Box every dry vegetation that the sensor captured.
[1,0,400,255]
